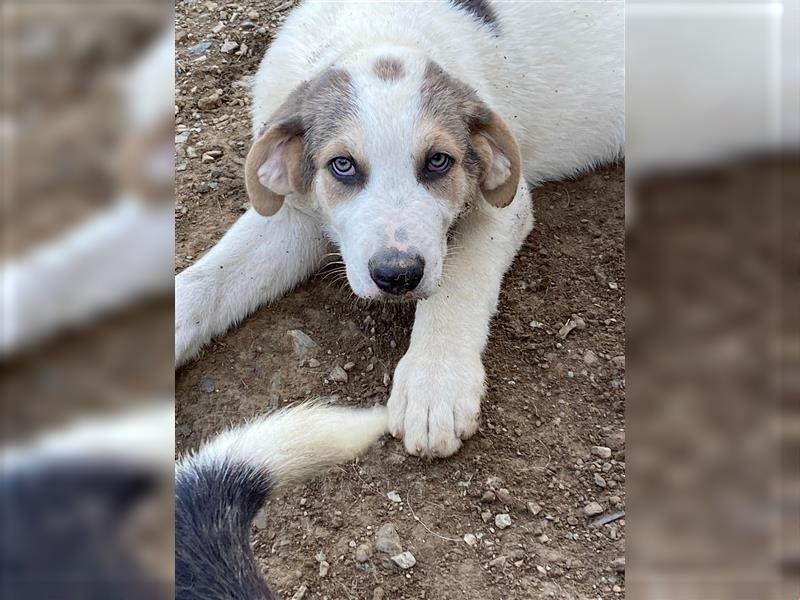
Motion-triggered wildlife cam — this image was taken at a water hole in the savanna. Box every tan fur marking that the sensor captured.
[420,61,521,208]
[245,69,355,216]
[373,57,405,82]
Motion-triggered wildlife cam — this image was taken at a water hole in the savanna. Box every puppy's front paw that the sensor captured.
[387,351,485,458]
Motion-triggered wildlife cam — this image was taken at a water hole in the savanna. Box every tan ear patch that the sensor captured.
[245,127,305,217]
[420,60,521,208]
[472,115,521,208]
[373,57,405,82]
[244,69,354,217]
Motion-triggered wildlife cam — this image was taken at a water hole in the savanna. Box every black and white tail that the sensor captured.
[175,403,388,600]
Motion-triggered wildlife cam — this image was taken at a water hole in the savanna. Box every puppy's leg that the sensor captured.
[1,200,173,357]
[388,182,534,457]
[175,204,326,367]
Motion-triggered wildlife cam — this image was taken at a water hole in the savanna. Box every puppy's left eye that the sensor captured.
[329,156,357,180]
[425,153,452,175]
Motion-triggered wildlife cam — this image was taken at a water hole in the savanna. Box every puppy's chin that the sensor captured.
[352,290,426,303]
[349,284,430,304]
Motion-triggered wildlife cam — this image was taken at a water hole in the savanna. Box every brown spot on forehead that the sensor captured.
[373,57,405,82]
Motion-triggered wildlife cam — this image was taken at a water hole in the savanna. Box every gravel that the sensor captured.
[355,544,372,563]
[495,513,512,529]
[220,40,240,53]
[591,445,613,459]
[583,502,604,516]
[390,551,416,570]
[188,41,212,55]
[286,329,318,357]
[496,488,513,504]
[527,501,543,515]
[374,523,402,556]
[329,366,348,382]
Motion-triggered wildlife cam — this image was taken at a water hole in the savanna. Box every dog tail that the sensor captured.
[175,402,387,600]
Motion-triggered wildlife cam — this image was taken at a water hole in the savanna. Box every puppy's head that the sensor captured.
[246,52,521,300]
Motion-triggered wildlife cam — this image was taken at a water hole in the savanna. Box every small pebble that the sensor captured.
[463,533,477,547]
[355,544,371,563]
[496,488,513,504]
[495,513,512,529]
[583,349,599,366]
[318,561,330,578]
[386,491,401,503]
[591,446,612,459]
[329,366,348,383]
[290,585,307,600]
[583,502,604,516]
[390,551,416,570]
[489,556,507,568]
[375,523,402,556]
[527,502,542,515]
[188,41,212,55]
[220,40,239,54]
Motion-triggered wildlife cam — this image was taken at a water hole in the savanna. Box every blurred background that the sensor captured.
[0,0,797,599]
[1,1,174,598]
[627,0,798,598]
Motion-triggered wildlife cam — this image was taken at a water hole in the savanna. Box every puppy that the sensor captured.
[175,403,387,599]
[175,1,624,457]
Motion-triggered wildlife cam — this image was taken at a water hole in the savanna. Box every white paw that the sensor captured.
[387,350,485,458]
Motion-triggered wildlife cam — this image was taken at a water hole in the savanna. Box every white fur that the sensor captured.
[182,402,387,490]
[1,29,175,357]
[176,1,622,455]
[1,402,174,473]
[175,204,327,366]
[1,199,174,356]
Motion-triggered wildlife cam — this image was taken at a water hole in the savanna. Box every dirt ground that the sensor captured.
[175,2,626,598]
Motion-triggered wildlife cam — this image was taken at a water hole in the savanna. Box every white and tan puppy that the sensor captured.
[175,0,623,457]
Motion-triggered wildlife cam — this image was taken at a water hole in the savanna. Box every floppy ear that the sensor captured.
[245,85,309,217]
[244,122,306,216]
[471,113,522,208]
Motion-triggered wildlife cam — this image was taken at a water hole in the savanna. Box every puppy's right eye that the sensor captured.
[329,156,357,180]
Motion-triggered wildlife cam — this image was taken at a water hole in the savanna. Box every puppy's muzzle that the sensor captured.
[368,249,425,296]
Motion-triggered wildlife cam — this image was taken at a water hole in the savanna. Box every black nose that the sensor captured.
[368,249,425,295]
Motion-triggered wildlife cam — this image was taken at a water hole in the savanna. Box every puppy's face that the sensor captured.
[246,53,521,300]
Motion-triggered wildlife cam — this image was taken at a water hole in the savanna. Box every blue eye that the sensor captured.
[426,152,452,174]
[329,156,356,179]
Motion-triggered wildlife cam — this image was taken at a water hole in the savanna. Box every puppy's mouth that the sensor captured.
[375,289,429,303]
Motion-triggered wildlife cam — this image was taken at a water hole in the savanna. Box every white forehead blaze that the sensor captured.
[347,56,428,176]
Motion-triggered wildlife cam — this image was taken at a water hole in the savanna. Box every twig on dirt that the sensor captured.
[591,510,625,528]
[405,491,463,543]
